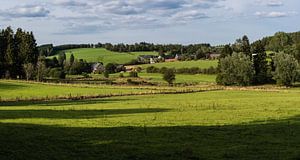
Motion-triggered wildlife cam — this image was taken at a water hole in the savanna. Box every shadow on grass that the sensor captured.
[0,116,299,160]
[0,98,137,107]
[0,82,28,90]
[0,108,169,119]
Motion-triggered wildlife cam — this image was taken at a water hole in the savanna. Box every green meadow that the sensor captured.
[50,48,158,64]
[137,60,218,69]
[0,83,300,159]
[108,72,217,85]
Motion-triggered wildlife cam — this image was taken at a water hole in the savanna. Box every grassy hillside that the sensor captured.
[50,48,158,64]
[137,60,218,69]
[0,85,299,159]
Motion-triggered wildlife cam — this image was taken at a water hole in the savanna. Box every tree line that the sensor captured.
[0,27,39,79]
[217,35,300,86]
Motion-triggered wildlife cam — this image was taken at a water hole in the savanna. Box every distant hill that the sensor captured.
[49,48,158,65]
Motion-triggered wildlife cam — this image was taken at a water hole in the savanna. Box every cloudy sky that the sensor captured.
[0,0,299,45]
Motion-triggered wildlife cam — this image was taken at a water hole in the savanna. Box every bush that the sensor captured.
[103,71,109,78]
[49,68,66,79]
[82,72,91,78]
[105,63,116,74]
[163,69,176,85]
[119,73,124,78]
[129,71,138,78]
[146,66,159,73]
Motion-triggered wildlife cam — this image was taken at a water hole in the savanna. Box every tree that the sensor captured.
[70,53,75,65]
[58,52,66,67]
[273,53,299,86]
[4,27,16,78]
[23,63,35,81]
[242,35,251,57]
[36,57,47,82]
[221,44,233,58]
[232,35,251,57]
[216,53,254,86]
[129,71,138,78]
[105,63,116,74]
[252,40,269,84]
[163,69,176,85]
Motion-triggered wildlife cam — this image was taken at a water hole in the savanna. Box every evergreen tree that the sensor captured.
[70,53,75,65]
[58,52,66,67]
[221,44,233,58]
[4,27,17,78]
[252,40,269,84]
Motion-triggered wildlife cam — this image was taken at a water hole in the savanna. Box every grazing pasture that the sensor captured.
[0,82,299,159]
[50,48,158,64]
[109,72,217,85]
[137,60,218,69]
[0,80,172,101]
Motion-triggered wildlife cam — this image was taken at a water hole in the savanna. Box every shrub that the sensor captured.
[103,71,109,78]
[129,71,138,78]
[49,68,66,79]
[146,66,159,73]
[82,72,91,78]
[163,69,176,85]
[105,63,116,74]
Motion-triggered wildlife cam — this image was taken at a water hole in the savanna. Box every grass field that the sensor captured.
[50,48,158,64]
[0,80,170,101]
[0,85,299,159]
[137,60,218,69]
[108,72,216,84]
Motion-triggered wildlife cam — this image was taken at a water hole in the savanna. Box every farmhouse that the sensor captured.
[92,62,105,73]
[206,53,221,60]
[138,55,158,64]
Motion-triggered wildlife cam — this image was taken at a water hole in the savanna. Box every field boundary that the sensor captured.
[0,88,223,104]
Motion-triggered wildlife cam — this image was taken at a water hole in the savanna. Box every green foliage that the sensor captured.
[103,71,109,78]
[252,40,270,84]
[105,63,116,74]
[221,44,233,58]
[232,35,251,57]
[70,53,75,65]
[23,63,35,81]
[36,57,48,82]
[66,59,91,75]
[0,27,38,79]
[217,53,254,86]
[58,52,66,67]
[273,53,299,86]
[49,68,66,79]
[163,69,176,85]
[129,71,138,78]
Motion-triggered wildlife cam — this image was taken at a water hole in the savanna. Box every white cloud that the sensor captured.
[255,11,287,17]
[266,0,283,7]
[0,5,50,18]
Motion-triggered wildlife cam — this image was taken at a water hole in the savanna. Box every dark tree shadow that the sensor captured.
[0,108,169,119]
[0,116,299,160]
[0,82,27,90]
[0,98,137,107]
